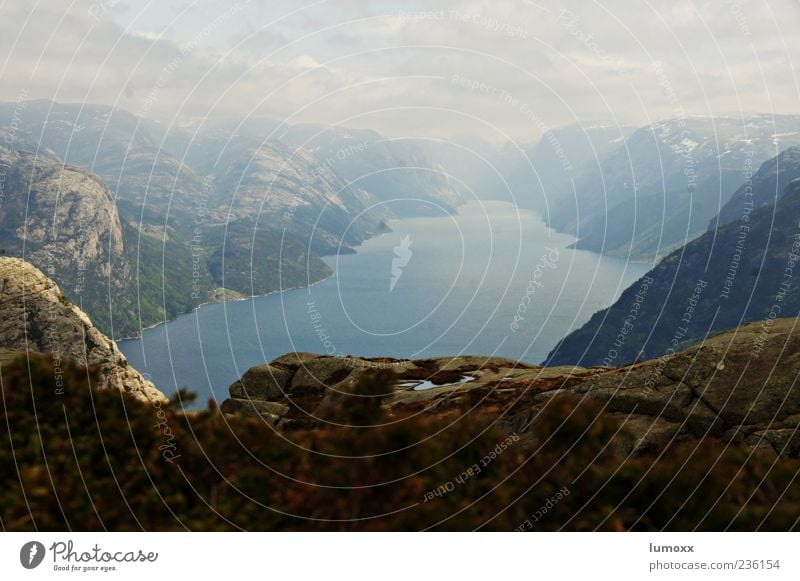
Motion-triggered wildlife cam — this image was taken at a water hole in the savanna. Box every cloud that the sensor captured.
[0,0,798,141]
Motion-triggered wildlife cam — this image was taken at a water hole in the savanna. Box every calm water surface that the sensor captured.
[120,201,650,404]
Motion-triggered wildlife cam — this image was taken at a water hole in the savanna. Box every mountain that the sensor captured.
[277,125,468,214]
[0,257,165,402]
[510,123,632,219]
[547,146,800,366]
[715,145,800,227]
[0,100,202,220]
[0,101,377,335]
[0,100,164,169]
[0,143,329,338]
[0,146,136,335]
[0,143,222,337]
[193,136,388,255]
[564,115,800,260]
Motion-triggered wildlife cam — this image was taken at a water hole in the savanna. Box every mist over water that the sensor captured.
[120,200,649,404]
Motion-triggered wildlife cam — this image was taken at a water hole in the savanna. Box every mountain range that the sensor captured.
[515,116,800,261]
[0,100,466,337]
[549,146,800,366]
[6,99,800,359]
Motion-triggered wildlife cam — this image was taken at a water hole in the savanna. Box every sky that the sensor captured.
[1,0,799,142]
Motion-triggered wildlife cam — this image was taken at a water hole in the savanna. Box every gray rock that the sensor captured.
[220,398,290,424]
[228,365,293,401]
[219,320,800,457]
[0,257,166,403]
[289,356,355,396]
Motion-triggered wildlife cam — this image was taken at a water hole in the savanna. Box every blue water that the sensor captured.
[120,201,650,405]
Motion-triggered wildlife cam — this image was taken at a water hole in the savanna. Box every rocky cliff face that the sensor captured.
[0,147,137,335]
[0,147,125,268]
[208,139,386,252]
[279,124,466,214]
[0,101,393,331]
[0,257,166,402]
[220,317,800,457]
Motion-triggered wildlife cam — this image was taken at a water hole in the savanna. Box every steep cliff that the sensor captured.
[0,257,165,402]
[0,147,134,334]
[548,147,800,366]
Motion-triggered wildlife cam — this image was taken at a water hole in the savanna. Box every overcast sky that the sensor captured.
[2,0,799,142]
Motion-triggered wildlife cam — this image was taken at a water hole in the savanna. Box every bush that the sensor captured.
[2,354,799,531]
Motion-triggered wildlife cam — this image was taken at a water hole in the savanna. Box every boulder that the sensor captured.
[228,365,293,401]
[220,398,290,424]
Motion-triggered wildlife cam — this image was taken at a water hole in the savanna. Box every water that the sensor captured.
[398,376,477,391]
[120,201,651,405]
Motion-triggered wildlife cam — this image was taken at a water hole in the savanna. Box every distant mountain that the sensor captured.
[0,100,215,228]
[0,140,329,338]
[562,115,800,260]
[278,125,468,214]
[189,135,388,255]
[510,123,633,222]
[547,146,800,366]
[0,101,398,335]
[0,100,164,169]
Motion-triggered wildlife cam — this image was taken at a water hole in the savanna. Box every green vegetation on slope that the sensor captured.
[115,222,216,336]
[205,220,332,298]
[108,221,333,337]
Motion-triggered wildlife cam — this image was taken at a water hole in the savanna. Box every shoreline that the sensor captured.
[117,271,336,343]
[120,200,641,345]
[118,200,651,405]
[117,204,470,343]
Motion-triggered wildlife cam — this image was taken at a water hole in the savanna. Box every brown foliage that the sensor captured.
[2,355,799,531]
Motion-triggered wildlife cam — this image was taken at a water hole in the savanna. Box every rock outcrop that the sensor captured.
[0,147,126,274]
[0,257,166,403]
[221,318,800,457]
[0,146,139,335]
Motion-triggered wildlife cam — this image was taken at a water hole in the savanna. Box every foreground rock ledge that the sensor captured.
[221,319,800,457]
[0,257,166,403]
